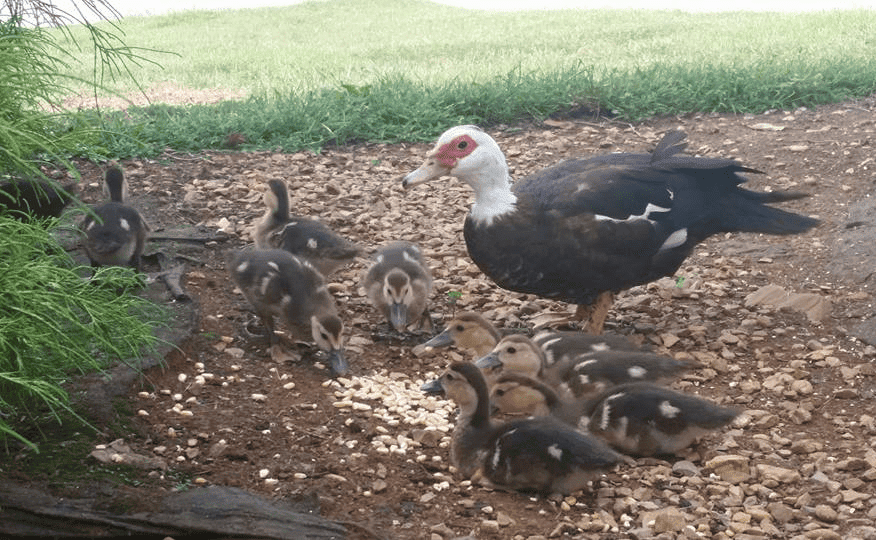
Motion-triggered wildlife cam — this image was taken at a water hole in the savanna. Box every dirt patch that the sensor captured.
[4,96,876,539]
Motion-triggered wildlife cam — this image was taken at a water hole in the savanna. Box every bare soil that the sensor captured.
[4,95,876,540]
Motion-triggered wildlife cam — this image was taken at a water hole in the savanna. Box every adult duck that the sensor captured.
[403,126,819,333]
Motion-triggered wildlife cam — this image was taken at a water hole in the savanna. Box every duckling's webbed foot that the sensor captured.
[270,344,301,363]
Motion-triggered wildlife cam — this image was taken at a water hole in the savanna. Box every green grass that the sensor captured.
[0,216,165,451]
[51,0,876,156]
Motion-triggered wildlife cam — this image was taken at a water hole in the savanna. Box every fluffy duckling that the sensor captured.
[474,334,549,387]
[490,372,584,427]
[403,126,818,333]
[254,179,360,276]
[582,382,739,456]
[423,311,642,365]
[230,248,348,376]
[421,311,500,357]
[421,362,621,494]
[556,350,695,399]
[363,241,433,333]
[82,164,148,271]
[0,178,77,220]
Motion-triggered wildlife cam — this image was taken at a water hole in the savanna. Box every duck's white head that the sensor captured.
[402,125,516,225]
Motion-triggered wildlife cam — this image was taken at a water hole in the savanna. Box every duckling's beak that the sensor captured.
[328,349,349,377]
[420,378,445,396]
[422,330,453,350]
[474,352,502,372]
[389,302,408,332]
[402,158,450,189]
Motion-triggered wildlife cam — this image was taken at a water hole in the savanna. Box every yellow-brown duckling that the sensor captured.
[421,311,500,357]
[230,248,348,376]
[82,164,148,271]
[363,241,433,333]
[255,179,360,276]
[421,362,621,495]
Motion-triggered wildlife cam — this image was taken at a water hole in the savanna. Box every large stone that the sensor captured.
[757,464,801,484]
[744,284,831,323]
[705,454,751,483]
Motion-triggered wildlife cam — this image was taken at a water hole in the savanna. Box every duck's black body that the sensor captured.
[404,127,819,332]
[0,179,77,220]
[557,350,693,399]
[462,131,817,306]
[582,382,738,456]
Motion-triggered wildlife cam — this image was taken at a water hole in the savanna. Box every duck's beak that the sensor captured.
[420,378,444,396]
[474,352,502,371]
[402,158,450,189]
[389,302,408,332]
[422,329,454,350]
[328,349,349,377]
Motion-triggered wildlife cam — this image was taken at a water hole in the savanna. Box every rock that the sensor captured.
[705,455,751,483]
[790,439,823,454]
[803,529,842,540]
[814,504,838,522]
[768,502,795,523]
[744,284,831,323]
[479,520,500,534]
[757,464,801,485]
[642,508,687,534]
[672,460,700,477]
[496,511,515,527]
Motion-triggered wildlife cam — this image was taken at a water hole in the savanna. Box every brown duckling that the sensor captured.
[0,178,77,220]
[490,372,585,427]
[421,362,621,495]
[230,248,348,376]
[423,310,643,366]
[254,179,360,276]
[474,334,559,387]
[582,382,739,456]
[363,241,433,333]
[82,164,148,271]
[421,311,501,357]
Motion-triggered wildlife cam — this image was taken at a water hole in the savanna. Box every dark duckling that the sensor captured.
[421,362,621,495]
[254,179,360,276]
[230,248,348,376]
[363,241,433,333]
[82,164,148,271]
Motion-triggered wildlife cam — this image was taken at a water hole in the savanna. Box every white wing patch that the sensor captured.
[235,261,249,273]
[627,366,648,379]
[307,238,318,249]
[547,444,563,461]
[659,400,681,418]
[402,250,420,265]
[119,218,131,231]
[267,261,280,272]
[659,228,688,251]
[594,203,671,223]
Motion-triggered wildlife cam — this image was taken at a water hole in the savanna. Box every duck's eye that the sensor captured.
[455,325,465,332]
[457,140,468,150]
[320,332,330,341]
[506,346,517,354]
[495,389,506,397]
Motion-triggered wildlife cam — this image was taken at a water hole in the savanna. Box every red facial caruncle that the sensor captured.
[433,134,478,168]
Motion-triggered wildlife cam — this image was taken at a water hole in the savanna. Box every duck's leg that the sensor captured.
[575,291,614,335]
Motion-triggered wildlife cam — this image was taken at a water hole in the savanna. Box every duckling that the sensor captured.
[230,248,348,376]
[363,241,433,333]
[0,178,77,220]
[254,179,360,276]
[557,350,695,399]
[421,311,501,357]
[581,382,739,456]
[421,362,621,494]
[474,334,548,387]
[490,372,584,427]
[532,330,646,369]
[82,164,148,271]
[423,310,642,364]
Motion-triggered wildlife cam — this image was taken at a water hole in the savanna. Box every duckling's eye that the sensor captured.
[455,324,465,332]
[320,332,329,341]
[457,140,468,150]
[495,388,506,396]
[506,346,517,354]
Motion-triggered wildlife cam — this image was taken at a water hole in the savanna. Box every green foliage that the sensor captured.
[51,1,876,156]
[0,216,164,451]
